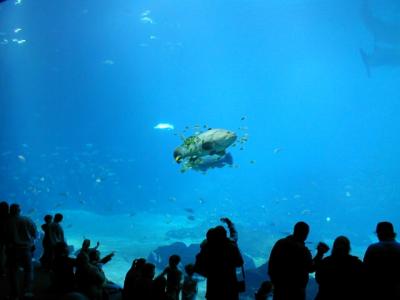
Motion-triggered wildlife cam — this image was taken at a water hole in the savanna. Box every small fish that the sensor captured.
[17,155,26,162]
[149,35,157,40]
[103,59,114,65]
[250,160,256,164]
[168,196,177,203]
[273,147,283,154]
[14,28,22,33]
[141,10,151,17]
[241,116,247,121]
[17,39,26,44]
[345,191,351,197]
[154,123,174,130]
[326,217,331,222]
[95,178,102,183]
[187,215,195,221]
[15,0,22,5]
[184,208,194,214]
[140,16,154,24]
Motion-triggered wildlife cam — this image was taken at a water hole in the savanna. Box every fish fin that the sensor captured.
[216,150,226,157]
[179,133,186,141]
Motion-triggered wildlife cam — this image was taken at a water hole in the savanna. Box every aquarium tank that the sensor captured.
[1,0,399,298]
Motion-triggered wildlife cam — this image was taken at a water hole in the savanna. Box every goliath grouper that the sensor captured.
[173,128,237,164]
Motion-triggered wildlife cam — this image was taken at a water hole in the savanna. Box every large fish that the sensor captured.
[360,0,400,76]
[173,128,237,164]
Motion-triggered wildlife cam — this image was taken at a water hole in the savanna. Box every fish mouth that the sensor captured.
[173,149,183,164]
[226,131,237,144]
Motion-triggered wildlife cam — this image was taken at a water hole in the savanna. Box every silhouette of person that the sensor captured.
[153,274,168,300]
[268,221,329,300]
[39,214,53,269]
[49,213,66,245]
[195,223,244,300]
[134,262,156,300]
[52,241,76,294]
[8,203,38,298]
[75,246,106,300]
[315,236,364,300]
[0,201,9,277]
[160,254,182,300]
[123,258,146,300]
[363,221,400,300]
[182,263,198,300]
[255,281,273,300]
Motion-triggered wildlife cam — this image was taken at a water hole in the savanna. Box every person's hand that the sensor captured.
[82,239,90,250]
[317,242,330,254]
[220,217,232,225]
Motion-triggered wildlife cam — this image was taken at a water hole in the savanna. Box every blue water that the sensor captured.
[1,0,400,278]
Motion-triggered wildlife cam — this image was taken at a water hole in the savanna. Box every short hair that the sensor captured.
[332,236,350,256]
[214,225,227,239]
[54,213,63,222]
[44,214,53,223]
[294,221,310,236]
[10,203,20,216]
[169,254,181,266]
[185,263,195,275]
[376,221,396,240]
[0,201,9,216]
[142,263,155,279]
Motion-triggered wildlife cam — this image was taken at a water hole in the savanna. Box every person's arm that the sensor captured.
[310,242,329,272]
[160,267,169,277]
[100,252,115,264]
[221,217,238,242]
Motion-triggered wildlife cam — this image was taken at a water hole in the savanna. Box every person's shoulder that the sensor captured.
[366,242,381,251]
[21,215,35,224]
[348,255,363,264]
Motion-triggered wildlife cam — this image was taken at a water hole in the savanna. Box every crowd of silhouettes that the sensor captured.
[1,200,400,300]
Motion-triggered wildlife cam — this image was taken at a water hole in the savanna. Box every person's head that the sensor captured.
[293,221,310,242]
[132,258,146,270]
[214,225,227,240]
[169,254,181,267]
[54,213,63,223]
[376,221,396,241]
[88,249,101,262]
[44,214,53,223]
[0,201,9,216]
[142,263,155,279]
[9,203,21,216]
[82,239,91,250]
[332,236,350,256]
[184,263,195,276]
